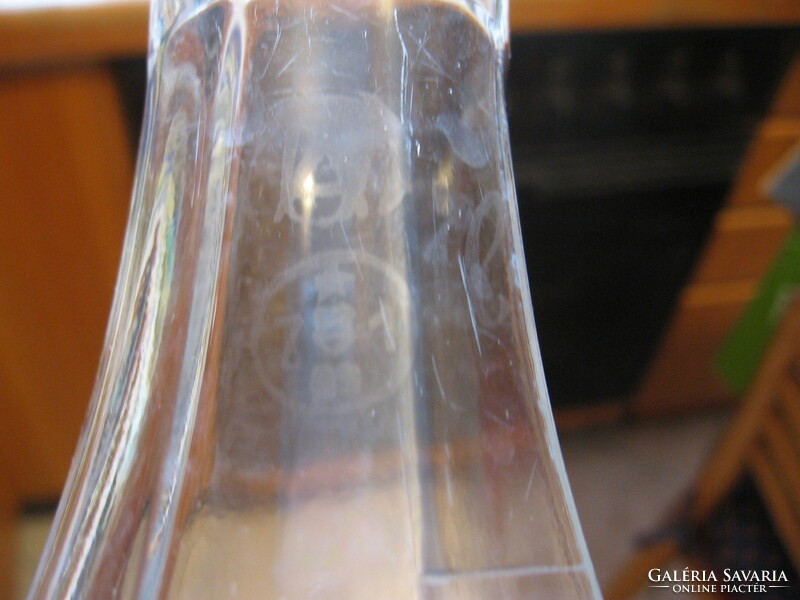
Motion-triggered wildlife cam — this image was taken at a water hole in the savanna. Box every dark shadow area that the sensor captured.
[508,28,800,407]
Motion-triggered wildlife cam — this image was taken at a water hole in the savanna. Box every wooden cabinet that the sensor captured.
[0,66,131,504]
[0,55,132,600]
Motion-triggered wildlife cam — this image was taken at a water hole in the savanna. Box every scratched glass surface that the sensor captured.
[29,0,601,598]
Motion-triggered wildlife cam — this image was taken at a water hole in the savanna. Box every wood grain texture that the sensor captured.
[0,65,131,502]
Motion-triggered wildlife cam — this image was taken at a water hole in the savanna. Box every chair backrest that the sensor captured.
[692,297,800,569]
[605,298,800,600]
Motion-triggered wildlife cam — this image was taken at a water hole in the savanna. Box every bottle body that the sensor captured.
[29,1,601,598]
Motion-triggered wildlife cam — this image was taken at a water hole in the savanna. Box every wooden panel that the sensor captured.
[728,117,800,206]
[631,281,756,417]
[0,66,131,501]
[2,0,800,68]
[691,205,793,283]
[511,0,800,32]
[0,1,148,69]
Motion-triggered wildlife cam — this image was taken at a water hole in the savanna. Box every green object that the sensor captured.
[717,228,800,394]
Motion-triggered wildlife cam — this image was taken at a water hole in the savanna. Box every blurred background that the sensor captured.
[1,0,800,598]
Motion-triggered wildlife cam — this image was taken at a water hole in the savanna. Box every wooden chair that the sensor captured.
[606,298,800,599]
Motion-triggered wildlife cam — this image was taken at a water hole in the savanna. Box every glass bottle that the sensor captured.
[29,0,601,597]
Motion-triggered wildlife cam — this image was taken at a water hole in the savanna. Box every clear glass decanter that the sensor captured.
[28,0,601,597]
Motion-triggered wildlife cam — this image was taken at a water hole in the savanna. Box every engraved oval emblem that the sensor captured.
[250,251,411,413]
